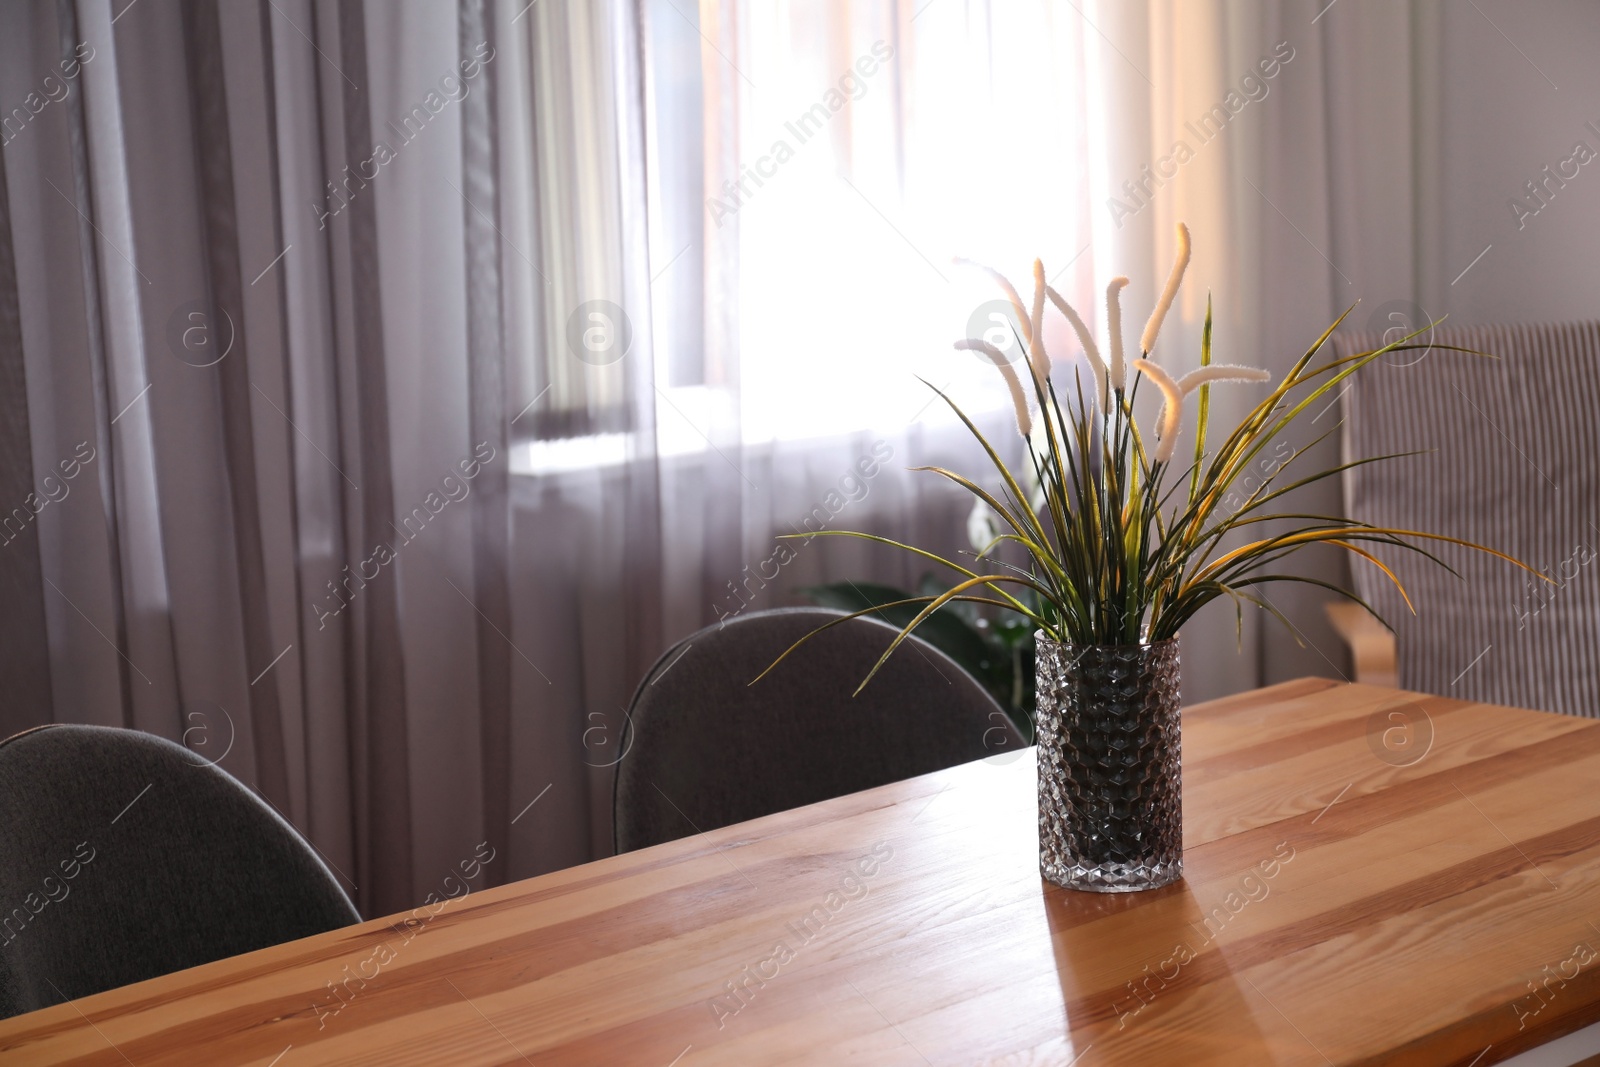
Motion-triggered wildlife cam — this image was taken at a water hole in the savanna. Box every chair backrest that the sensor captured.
[0,724,360,1018]
[613,608,1024,852]
[1333,322,1600,717]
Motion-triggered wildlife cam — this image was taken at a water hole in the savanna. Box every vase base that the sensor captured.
[1041,858,1182,893]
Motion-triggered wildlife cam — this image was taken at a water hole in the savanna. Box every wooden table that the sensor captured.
[6,678,1600,1065]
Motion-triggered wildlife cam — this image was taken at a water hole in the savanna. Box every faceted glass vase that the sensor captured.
[1035,635,1182,892]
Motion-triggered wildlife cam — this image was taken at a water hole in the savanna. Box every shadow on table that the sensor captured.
[1039,878,1279,1061]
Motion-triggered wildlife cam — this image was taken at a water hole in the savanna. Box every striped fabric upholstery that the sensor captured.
[1333,323,1600,718]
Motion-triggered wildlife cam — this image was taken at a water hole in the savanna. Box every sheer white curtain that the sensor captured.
[623,0,1104,685]
[654,0,1424,708]
[676,1,1099,441]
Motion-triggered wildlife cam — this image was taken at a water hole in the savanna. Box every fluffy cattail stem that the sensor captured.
[1177,364,1271,395]
[1046,285,1105,405]
[1028,259,1051,391]
[1141,223,1192,355]
[1107,277,1131,391]
[955,339,1032,437]
[1131,358,1183,463]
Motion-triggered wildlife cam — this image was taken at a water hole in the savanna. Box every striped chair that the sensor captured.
[1331,323,1600,718]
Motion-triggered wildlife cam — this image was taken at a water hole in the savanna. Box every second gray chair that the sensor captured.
[614,607,1024,852]
[0,724,360,1019]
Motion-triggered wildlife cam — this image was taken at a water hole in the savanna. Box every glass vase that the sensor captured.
[1035,635,1182,892]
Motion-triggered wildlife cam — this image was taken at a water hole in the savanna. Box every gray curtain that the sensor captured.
[0,0,989,917]
[0,0,639,918]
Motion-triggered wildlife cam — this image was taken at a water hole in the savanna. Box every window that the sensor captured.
[520,0,1100,471]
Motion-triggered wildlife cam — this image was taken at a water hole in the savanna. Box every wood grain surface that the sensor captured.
[3,678,1599,1066]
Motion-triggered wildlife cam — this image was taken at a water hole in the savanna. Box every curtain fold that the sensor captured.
[181,0,295,809]
[0,112,53,733]
[457,0,514,902]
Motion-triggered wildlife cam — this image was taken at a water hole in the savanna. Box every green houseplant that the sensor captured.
[760,224,1534,892]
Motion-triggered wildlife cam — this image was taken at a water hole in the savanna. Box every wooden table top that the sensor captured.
[5,678,1600,1066]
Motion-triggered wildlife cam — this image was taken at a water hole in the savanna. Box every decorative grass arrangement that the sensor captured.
[757,224,1535,691]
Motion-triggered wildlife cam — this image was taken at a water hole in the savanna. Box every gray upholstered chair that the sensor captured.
[1331,322,1600,717]
[614,607,1025,852]
[0,724,360,1018]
